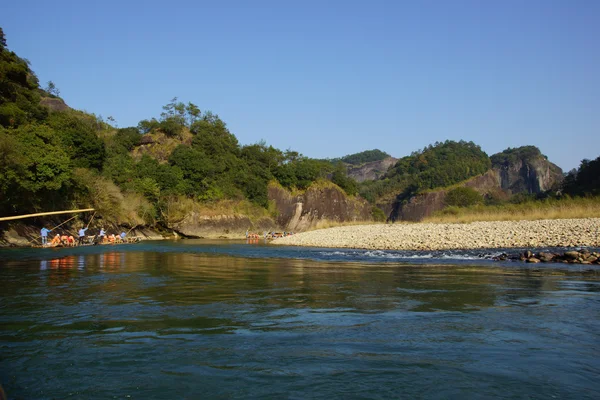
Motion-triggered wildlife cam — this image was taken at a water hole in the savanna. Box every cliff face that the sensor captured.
[168,182,372,237]
[389,153,563,221]
[392,170,501,221]
[346,157,398,182]
[169,214,277,238]
[496,156,563,194]
[268,183,372,231]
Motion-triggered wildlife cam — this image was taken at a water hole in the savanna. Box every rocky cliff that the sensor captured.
[169,214,277,238]
[268,182,372,232]
[492,147,563,194]
[389,148,564,221]
[346,157,398,182]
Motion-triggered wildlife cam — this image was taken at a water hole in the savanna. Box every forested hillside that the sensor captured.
[0,29,359,227]
[1,26,597,229]
[359,140,491,203]
[328,149,391,165]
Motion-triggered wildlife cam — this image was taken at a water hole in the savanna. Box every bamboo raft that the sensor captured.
[1,208,145,248]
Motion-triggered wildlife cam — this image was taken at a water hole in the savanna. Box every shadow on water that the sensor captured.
[1,240,600,399]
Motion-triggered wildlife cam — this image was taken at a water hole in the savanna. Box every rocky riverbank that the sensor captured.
[495,249,600,264]
[272,218,600,251]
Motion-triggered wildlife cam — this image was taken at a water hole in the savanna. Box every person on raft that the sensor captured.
[78,226,88,246]
[40,227,50,246]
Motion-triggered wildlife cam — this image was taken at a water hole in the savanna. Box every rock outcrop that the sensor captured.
[346,157,398,182]
[392,170,501,221]
[40,97,69,112]
[388,147,564,222]
[169,214,277,238]
[492,147,563,194]
[268,182,372,232]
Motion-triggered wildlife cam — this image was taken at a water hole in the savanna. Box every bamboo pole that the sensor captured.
[0,208,95,222]
[86,211,97,228]
[27,212,88,245]
[50,214,78,232]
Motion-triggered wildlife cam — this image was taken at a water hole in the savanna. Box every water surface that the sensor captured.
[1,240,599,399]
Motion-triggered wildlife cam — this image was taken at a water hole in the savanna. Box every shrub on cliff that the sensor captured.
[445,187,483,208]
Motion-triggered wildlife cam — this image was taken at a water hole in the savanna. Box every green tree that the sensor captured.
[562,156,600,196]
[47,111,106,170]
[444,187,483,207]
[0,27,6,50]
[331,163,358,195]
[45,80,60,97]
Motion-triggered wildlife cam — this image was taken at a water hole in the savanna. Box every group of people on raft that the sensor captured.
[40,226,127,247]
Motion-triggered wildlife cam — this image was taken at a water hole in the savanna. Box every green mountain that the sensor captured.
[0,28,359,227]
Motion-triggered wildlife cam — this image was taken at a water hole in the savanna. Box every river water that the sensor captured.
[1,240,599,399]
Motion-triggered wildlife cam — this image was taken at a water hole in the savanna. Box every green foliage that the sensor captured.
[371,206,386,222]
[0,41,47,127]
[0,125,72,215]
[337,149,390,165]
[490,146,544,167]
[360,140,490,205]
[0,28,377,222]
[108,127,141,154]
[137,118,160,134]
[444,187,483,207]
[562,156,600,196]
[331,163,358,196]
[102,153,136,187]
[45,80,60,97]
[169,145,214,194]
[0,27,6,50]
[47,111,106,170]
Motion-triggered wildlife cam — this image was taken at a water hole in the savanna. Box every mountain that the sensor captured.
[386,146,564,221]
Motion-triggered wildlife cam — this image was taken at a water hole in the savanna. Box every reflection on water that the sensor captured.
[1,242,600,399]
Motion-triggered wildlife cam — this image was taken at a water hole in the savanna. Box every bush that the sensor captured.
[371,206,386,222]
[445,187,482,207]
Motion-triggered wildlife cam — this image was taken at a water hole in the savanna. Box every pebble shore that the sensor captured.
[272,218,600,251]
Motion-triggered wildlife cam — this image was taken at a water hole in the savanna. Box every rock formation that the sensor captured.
[346,157,398,182]
[388,147,563,221]
[268,182,372,232]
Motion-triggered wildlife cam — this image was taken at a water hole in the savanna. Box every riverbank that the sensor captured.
[272,218,600,251]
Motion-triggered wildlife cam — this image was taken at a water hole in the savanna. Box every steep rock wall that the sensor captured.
[169,214,277,238]
[268,183,372,231]
[346,157,398,182]
[496,157,563,194]
[393,170,501,221]
[389,154,563,222]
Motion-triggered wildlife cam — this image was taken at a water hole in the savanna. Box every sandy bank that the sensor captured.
[272,218,600,250]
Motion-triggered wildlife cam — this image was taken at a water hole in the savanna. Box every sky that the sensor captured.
[1,0,598,171]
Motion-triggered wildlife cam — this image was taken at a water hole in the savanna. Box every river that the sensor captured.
[1,240,599,399]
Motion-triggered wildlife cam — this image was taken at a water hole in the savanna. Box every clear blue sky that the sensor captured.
[2,0,598,171]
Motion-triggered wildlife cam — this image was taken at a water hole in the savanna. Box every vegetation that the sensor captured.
[444,187,483,208]
[359,140,491,203]
[330,149,390,165]
[0,29,357,227]
[490,145,546,167]
[562,155,600,197]
[426,155,600,223]
[425,196,600,223]
[2,27,597,230]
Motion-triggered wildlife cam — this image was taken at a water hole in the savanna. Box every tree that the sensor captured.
[0,27,6,50]
[445,187,482,207]
[186,102,201,126]
[45,80,60,97]
[47,111,106,170]
[331,163,358,195]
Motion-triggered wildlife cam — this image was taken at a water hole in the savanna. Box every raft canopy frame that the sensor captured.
[0,208,95,222]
